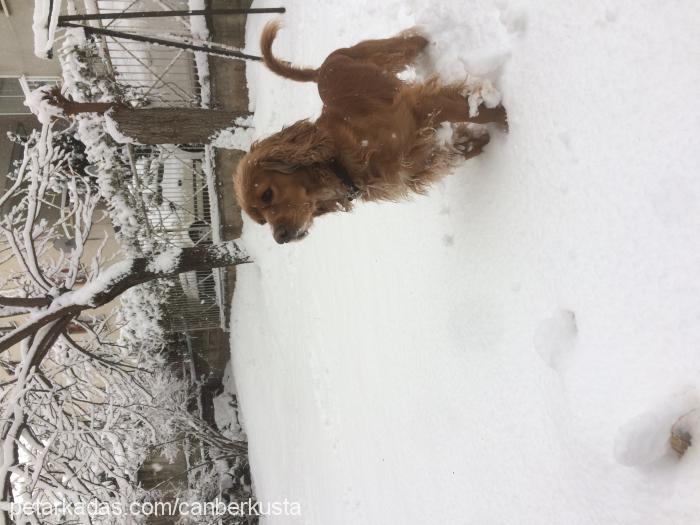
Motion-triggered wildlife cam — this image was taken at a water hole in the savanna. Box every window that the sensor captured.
[0,78,27,115]
[0,77,59,116]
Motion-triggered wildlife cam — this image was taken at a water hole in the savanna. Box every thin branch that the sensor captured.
[0,297,51,308]
[61,333,150,374]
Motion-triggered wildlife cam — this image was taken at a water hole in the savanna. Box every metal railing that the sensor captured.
[126,143,226,332]
[72,0,227,332]
[82,0,206,107]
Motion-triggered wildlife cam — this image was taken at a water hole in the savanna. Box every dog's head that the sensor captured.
[234,120,352,243]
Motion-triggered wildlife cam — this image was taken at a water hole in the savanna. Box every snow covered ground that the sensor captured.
[228,1,700,523]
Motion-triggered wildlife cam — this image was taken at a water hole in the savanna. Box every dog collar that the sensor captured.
[330,159,362,201]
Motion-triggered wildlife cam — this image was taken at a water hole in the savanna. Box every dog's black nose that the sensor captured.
[274,226,291,244]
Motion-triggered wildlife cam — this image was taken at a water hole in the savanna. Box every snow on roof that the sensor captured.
[33,0,63,59]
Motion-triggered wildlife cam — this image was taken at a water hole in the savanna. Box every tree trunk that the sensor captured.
[110,107,249,144]
[54,94,249,144]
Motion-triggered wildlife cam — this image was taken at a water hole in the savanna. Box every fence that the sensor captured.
[72,0,227,332]
[81,0,208,107]
[126,143,226,332]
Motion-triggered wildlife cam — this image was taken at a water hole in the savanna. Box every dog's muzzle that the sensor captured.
[273,226,308,244]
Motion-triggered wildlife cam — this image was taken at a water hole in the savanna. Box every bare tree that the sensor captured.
[0,121,250,524]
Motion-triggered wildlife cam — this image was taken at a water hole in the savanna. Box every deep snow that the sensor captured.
[229,1,700,523]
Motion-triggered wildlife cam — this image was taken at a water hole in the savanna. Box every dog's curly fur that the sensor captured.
[234,21,507,243]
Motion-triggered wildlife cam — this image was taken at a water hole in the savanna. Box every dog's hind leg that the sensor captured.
[452,125,491,160]
[431,95,507,126]
[414,82,508,129]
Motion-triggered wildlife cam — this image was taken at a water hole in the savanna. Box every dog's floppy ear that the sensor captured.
[253,120,334,173]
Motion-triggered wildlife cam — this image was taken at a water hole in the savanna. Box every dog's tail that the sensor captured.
[260,21,319,83]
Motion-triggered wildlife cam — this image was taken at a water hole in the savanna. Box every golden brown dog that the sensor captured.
[235,22,507,243]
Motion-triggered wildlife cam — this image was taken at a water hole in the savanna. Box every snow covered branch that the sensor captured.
[0,115,251,523]
[0,241,250,355]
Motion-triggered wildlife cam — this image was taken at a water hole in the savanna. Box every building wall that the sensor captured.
[0,208,123,381]
[0,0,61,157]
[0,0,62,77]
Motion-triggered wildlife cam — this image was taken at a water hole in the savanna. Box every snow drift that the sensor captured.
[229,1,700,523]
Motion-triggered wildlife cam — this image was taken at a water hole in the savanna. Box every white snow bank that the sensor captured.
[211,116,256,150]
[213,361,247,442]
[231,1,700,524]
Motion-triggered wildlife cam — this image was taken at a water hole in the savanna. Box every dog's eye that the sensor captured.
[261,188,273,204]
